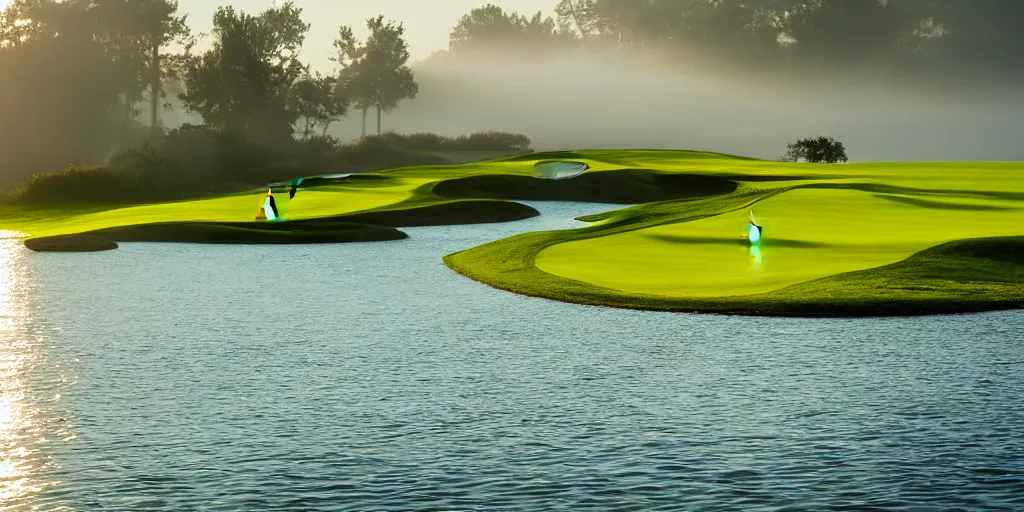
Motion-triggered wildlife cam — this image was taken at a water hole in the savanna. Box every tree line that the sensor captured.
[0,0,419,186]
[446,1,1023,78]
[2,0,1020,188]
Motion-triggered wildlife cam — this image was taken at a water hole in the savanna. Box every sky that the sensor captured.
[176,0,556,71]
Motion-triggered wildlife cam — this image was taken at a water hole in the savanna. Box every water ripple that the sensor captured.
[0,203,1021,511]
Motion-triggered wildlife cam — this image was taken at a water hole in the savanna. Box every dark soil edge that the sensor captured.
[432,169,738,204]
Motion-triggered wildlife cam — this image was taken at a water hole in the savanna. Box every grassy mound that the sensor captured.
[337,199,539,227]
[6,148,1024,316]
[432,169,737,204]
[25,234,119,252]
[442,150,1024,316]
[91,221,407,244]
[758,236,1024,315]
[445,232,1024,317]
[25,220,406,250]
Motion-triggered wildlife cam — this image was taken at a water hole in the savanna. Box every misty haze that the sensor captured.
[323,51,1024,161]
[2,1,1023,511]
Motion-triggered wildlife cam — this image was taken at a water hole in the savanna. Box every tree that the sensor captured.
[333,16,418,137]
[363,16,418,135]
[782,136,848,164]
[91,0,191,139]
[180,1,309,145]
[0,0,123,184]
[332,24,373,137]
[450,4,575,54]
[289,72,349,138]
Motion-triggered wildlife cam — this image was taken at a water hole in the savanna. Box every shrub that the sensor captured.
[7,128,534,206]
[362,130,532,152]
[403,132,452,150]
[781,136,848,163]
[339,135,448,169]
[279,135,343,177]
[11,165,143,206]
[466,131,532,151]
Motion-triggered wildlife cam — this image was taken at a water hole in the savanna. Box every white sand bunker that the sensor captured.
[534,161,589,180]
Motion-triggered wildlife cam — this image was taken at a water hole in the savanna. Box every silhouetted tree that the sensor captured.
[290,72,349,138]
[782,136,848,164]
[180,1,309,145]
[450,4,575,54]
[549,0,1023,79]
[92,0,191,138]
[332,24,374,137]
[0,0,122,185]
[334,16,418,136]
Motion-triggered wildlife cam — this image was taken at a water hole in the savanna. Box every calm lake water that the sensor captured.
[2,201,1023,511]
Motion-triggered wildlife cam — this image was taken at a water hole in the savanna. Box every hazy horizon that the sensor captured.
[4,0,1023,173]
[161,2,1024,162]
[158,46,1024,162]
[176,0,555,71]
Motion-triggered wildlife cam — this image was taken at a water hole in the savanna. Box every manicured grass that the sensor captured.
[536,188,1024,298]
[442,150,1024,316]
[432,170,737,203]
[24,234,119,252]
[3,176,429,238]
[24,220,407,251]
[5,148,1023,315]
[335,200,539,227]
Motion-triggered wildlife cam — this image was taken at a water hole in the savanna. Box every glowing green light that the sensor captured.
[747,223,762,245]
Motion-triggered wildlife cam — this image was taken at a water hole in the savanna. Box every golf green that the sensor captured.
[4,149,1022,315]
[536,188,1024,298]
[441,150,1024,316]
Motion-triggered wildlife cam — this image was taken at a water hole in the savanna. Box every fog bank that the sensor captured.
[325,51,1024,162]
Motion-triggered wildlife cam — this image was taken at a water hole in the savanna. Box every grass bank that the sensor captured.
[25,220,407,252]
[443,150,1024,316]
[6,148,1023,316]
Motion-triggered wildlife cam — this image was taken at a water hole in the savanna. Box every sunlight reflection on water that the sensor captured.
[0,235,68,505]
[3,213,1024,510]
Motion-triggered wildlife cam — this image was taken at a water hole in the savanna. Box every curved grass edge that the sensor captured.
[22,199,541,251]
[445,234,1024,317]
[443,184,1024,317]
[333,198,539,227]
[25,234,119,252]
[431,169,738,204]
[25,221,408,251]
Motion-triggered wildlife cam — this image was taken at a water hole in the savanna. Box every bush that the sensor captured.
[366,130,532,152]
[7,128,534,206]
[279,135,344,176]
[339,135,448,169]
[465,131,532,151]
[781,136,848,163]
[110,125,286,196]
[403,132,450,150]
[11,165,143,206]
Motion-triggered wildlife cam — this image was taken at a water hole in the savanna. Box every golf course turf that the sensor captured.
[24,221,408,251]
[4,149,1022,316]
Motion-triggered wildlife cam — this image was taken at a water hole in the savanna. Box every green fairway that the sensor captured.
[536,188,1024,297]
[2,177,428,238]
[4,148,1023,315]
[440,150,1024,316]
